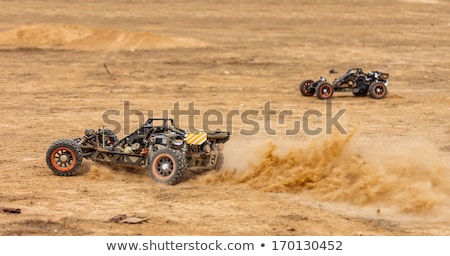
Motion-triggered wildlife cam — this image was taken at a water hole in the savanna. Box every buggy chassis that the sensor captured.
[299,68,389,100]
[46,118,230,185]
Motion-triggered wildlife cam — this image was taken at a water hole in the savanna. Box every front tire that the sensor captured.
[299,80,315,96]
[46,139,83,176]
[316,83,333,100]
[369,82,387,99]
[149,148,187,185]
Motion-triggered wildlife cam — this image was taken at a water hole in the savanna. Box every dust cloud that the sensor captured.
[86,162,115,181]
[205,131,450,217]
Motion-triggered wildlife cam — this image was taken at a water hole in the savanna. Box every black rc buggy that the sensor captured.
[46,118,230,185]
[299,68,389,100]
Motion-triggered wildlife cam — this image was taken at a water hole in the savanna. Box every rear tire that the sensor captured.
[46,139,83,176]
[214,152,225,171]
[369,82,387,99]
[149,148,187,185]
[316,83,333,100]
[299,79,315,96]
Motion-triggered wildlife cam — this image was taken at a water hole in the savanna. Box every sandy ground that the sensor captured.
[0,0,449,236]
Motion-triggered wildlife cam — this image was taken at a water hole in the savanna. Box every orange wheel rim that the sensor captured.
[320,84,332,97]
[152,153,176,180]
[50,147,76,172]
[302,81,311,94]
[374,85,386,96]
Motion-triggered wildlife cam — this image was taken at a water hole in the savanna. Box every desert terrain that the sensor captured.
[0,0,449,236]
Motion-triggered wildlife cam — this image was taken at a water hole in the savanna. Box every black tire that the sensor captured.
[149,148,188,185]
[299,79,315,96]
[369,82,387,99]
[316,82,333,100]
[46,139,83,176]
[214,152,225,171]
[353,90,368,97]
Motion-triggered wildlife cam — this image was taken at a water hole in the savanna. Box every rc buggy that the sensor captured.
[299,68,389,100]
[46,118,230,185]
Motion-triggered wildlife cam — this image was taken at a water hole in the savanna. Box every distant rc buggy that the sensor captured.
[299,68,389,100]
[46,118,230,185]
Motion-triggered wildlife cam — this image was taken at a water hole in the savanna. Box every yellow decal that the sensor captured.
[185,130,207,145]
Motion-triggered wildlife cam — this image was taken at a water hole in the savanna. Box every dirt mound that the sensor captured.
[0,23,209,51]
